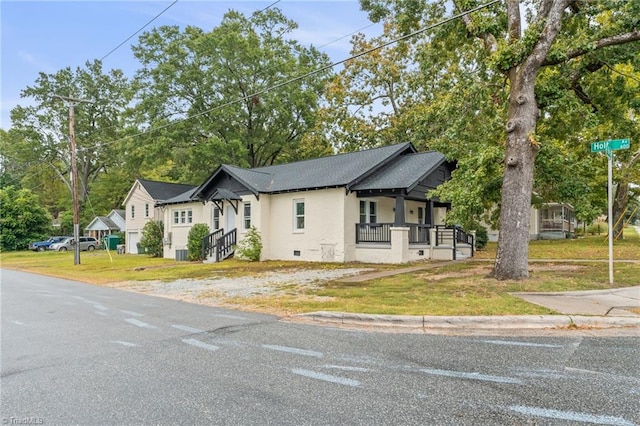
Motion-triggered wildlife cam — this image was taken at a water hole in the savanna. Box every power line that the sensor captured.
[258,0,281,14]
[100,0,180,62]
[81,0,500,152]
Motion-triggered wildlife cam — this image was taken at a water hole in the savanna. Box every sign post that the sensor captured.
[590,139,630,284]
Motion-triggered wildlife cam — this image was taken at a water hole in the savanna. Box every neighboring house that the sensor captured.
[158,143,474,264]
[122,179,196,254]
[85,209,126,240]
[486,203,576,242]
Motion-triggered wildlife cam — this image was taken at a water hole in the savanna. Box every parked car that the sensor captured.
[29,236,71,252]
[49,236,99,252]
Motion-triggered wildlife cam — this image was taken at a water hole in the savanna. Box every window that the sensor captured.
[131,205,135,219]
[243,202,251,230]
[418,207,425,225]
[173,209,193,225]
[213,207,220,230]
[294,200,305,231]
[359,200,377,223]
[145,203,150,217]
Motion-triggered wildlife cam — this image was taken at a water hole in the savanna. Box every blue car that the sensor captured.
[29,236,70,252]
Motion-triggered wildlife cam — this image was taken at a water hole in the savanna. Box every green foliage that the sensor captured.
[0,186,52,251]
[586,222,607,236]
[131,8,333,182]
[187,223,210,261]
[7,60,134,208]
[474,226,489,250]
[139,220,164,257]
[236,226,262,262]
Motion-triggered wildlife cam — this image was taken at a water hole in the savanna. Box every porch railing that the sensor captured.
[202,228,224,260]
[356,223,431,244]
[408,224,431,244]
[434,225,474,259]
[355,223,392,243]
[540,219,574,232]
[216,228,236,262]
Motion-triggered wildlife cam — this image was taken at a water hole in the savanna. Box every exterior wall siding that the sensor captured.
[162,201,211,260]
[124,183,160,254]
[262,188,346,262]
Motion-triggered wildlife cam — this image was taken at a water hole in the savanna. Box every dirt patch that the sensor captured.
[108,268,371,305]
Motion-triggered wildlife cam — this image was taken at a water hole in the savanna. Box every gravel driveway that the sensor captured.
[111,268,370,307]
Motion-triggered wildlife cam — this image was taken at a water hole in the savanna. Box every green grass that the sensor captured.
[2,227,638,316]
[476,227,640,260]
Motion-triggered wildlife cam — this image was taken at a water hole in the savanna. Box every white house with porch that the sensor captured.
[158,143,474,264]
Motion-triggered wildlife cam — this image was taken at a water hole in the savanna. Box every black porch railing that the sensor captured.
[434,225,474,259]
[216,228,236,262]
[202,228,224,260]
[355,223,432,244]
[408,224,431,244]
[352,223,475,260]
[355,223,392,243]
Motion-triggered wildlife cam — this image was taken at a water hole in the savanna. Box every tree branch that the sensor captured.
[543,30,640,66]
[453,0,498,52]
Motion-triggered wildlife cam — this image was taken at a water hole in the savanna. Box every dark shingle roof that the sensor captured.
[138,179,197,202]
[351,151,445,191]
[160,187,199,205]
[212,143,415,194]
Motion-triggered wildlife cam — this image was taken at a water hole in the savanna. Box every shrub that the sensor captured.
[139,220,164,257]
[236,226,262,261]
[586,222,606,235]
[187,223,210,261]
[474,225,489,250]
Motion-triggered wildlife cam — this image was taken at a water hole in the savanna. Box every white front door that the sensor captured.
[225,206,235,232]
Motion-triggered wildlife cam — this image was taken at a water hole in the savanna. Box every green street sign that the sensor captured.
[590,139,630,152]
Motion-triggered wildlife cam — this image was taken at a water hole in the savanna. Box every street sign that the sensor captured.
[589,137,631,285]
[590,139,630,152]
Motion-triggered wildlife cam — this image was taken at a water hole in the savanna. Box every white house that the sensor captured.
[158,143,474,264]
[485,203,577,242]
[85,209,126,240]
[122,179,196,254]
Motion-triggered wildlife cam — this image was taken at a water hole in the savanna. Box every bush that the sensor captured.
[236,226,262,261]
[139,220,164,257]
[586,222,606,235]
[187,223,210,261]
[474,225,489,250]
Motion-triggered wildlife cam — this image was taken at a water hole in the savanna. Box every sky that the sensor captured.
[0,0,383,130]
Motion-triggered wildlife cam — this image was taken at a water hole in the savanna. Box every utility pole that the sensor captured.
[54,95,93,265]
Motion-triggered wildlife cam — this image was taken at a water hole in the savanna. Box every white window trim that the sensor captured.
[243,202,251,231]
[359,200,378,223]
[172,208,193,226]
[213,206,220,231]
[293,199,305,232]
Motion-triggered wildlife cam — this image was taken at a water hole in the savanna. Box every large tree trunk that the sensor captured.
[492,75,540,280]
[613,182,629,240]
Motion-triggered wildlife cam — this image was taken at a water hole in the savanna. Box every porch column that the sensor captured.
[394,195,405,226]
[427,200,434,225]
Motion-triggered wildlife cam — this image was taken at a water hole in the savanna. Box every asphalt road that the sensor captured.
[2,269,639,425]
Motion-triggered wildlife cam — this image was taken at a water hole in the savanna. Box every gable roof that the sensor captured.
[109,209,125,219]
[138,179,197,201]
[161,187,200,206]
[123,179,197,206]
[351,151,446,192]
[195,142,416,198]
[85,216,120,231]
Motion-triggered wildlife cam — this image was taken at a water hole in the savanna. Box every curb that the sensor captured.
[297,312,640,329]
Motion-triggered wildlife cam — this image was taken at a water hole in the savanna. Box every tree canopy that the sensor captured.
[130,8,334,183]
[352,0,640,279]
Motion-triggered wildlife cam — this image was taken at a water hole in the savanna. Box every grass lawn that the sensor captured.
[1,227,638,316]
